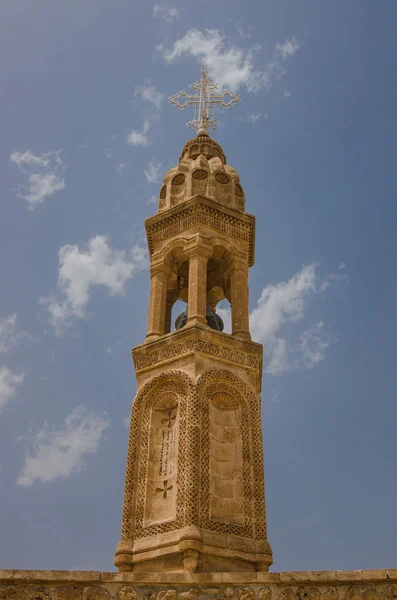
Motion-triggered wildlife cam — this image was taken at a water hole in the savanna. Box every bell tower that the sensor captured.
[115,67,273,574]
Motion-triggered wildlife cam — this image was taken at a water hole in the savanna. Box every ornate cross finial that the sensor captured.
[169,65,240,135]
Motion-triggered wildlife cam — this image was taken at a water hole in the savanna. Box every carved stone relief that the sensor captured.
[144,393,179,526]
[1,581,397,600]
[209,392,244,526]
[133,339,261,373]
[57,587,83,600]
[120,371,192,542]
[118,588,137,600]
[147,203,254,266]
[85,587,110,600]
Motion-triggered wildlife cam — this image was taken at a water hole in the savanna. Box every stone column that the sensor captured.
[186,243,212,327]
[164,297,173,335]
[230,257,251,341]
[146,261,170,340]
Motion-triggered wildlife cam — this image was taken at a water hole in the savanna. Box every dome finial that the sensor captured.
[169,65,240,135]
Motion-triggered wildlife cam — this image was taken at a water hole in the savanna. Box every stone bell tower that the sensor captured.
[115,67,273,574]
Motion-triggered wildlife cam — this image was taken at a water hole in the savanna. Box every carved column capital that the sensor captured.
[184,237,213,260]
[146,263,170,341]
[150,257,174,276]
[224,255,249,277]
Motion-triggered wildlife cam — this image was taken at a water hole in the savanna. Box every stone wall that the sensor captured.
[1,570,396,600]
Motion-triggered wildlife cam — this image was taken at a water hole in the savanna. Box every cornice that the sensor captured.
[133,326,263,382]
[145,195,256,266]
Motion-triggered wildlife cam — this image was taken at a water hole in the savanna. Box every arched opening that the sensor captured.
[215,298,231,334]
[206,249,231,309]
[164,254,189,334]
[170,299,187,333]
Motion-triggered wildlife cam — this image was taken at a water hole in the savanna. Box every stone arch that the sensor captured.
[196,369,268,541]
[120,370,193,542]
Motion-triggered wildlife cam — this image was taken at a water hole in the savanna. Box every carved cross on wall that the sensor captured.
[161,410,176,428]
[156,479,173,499]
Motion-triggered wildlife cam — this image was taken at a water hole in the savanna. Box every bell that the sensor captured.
[175,304,224,332]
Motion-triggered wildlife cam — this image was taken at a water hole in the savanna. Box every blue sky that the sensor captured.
[1,0,397,573]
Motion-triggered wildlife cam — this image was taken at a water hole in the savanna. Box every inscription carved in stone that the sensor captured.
[144,393,178,525]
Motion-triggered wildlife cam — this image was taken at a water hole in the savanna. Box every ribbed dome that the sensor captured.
[179,134,226,164]
[156,135,245,214]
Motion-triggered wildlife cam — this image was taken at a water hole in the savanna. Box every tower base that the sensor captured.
[115,526,273,573]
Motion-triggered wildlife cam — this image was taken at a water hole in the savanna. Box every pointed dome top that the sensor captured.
[179,133,226,165]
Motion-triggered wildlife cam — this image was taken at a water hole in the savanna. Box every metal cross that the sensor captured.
[169,65,240,134]
[156,479,173,499]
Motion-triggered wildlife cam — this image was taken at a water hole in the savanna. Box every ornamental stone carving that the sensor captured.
[85,587,111,600]
[118,588,137,600]
[146,199,254,266]
[0,586,27,600]
[259,589,272,600]
[157,592,176,600]
[27,588,51,600]
[296,589,320,600]
[157,135,246,214]
[322,587,338,600]
[179,590,199,600]
[239,590,255,600]
[279,590,295,600]
[380,587,397,600]
[57,587,83,600]
[0,579,397,600]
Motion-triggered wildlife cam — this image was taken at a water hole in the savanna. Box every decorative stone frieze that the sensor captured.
[133,326,262,380]
[145,197,255,267]
[1,571,397,600]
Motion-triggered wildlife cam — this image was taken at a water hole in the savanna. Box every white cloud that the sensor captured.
[16,406,110,486]
[300,321,332,369]
[275,36,300,59]
[21,173,65,209]
[250,263,338,375]
[135,84,165,111]
[235,21,252,40]
[41,235,148,334]
[153,4,180,23]
[0,367,25,413]
[216,264,343,375]
[10,149,65,209]
[146,194,157,205]
[320,270,350,292]
[251,264,316,341]
[126,119,150,146]
[284,91,292,98]
[116,161,132,175]
[10,149,63,169]
[159,29,300,92]
[246,112,265,123]
[0,313,18,353]
[123,413,130,428]
[144,159,163,184]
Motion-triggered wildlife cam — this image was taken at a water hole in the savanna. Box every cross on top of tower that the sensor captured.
[169,65,240,136]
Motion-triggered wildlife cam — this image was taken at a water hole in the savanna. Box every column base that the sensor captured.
[186,316,207,328]
[233,331,251,342]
